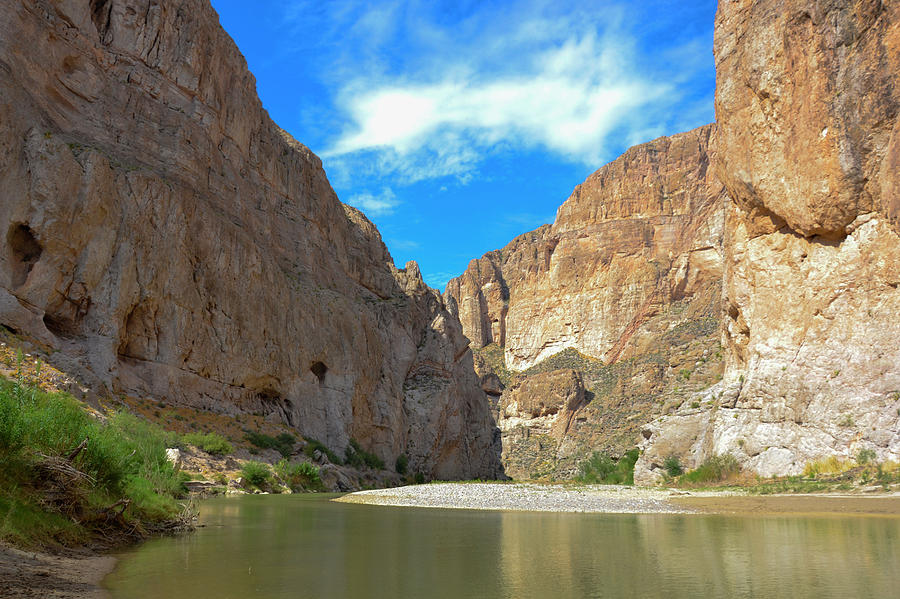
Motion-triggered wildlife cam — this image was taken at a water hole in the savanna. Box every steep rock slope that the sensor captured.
[446,125,725,371]
[445,125,727,478]
[0,0,501,479]
[636,0,900,482]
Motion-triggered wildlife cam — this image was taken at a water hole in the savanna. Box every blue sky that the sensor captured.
[210,0,718,290]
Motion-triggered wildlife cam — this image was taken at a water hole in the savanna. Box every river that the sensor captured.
[105,494,900,598]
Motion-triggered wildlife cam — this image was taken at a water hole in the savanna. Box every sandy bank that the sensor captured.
[673,494,900,516]
[336,483,900,516]
[0,542,114,598]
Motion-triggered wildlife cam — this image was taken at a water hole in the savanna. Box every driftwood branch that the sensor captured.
[67,437,89,461]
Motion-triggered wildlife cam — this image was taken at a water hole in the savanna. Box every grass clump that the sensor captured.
[274,459,324,492]
[182,432,233,456]
[244,431,295,458]
[0,378,188,549]
[663,455,684,477]
[679,454,740,485]
[576,449,639,485]
[302,438,342,465]
[240,461,272,489]
[802,455,854,478]
[345,439,384,470]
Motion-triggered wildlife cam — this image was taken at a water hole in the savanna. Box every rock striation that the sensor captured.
[446,125,727,478]
[635,0,900,483]
[0,0,501,480]
[445,124,726,371]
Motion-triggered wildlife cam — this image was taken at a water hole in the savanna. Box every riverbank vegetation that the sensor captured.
[0,377,192,549]
[576,449,640,484]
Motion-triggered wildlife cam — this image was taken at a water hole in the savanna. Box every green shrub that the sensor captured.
[182,432,233,456]
[680,454,740,485]
[414,472,426,484]
[302,438,342,465]
[244,431,295,458]
[576,449,639,485]
[663,455,684,477]
[241,461,272,488]
[395,453,409,475]
[345,439,384,470]
[274,459,323,492]
[856,448,877,465]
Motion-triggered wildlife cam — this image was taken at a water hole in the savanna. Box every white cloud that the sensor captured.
[283,0,712,185]
[346,188,400,217]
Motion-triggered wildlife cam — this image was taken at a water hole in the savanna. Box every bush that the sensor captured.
[240,461,272,488]
[345,439,384,470]
[182,432,233,456]
[856,448,877,465]
[303,438,342,465]
[244,431,295,458]
[274,459,323,492]
[663,455,684,477]
[680,454,740,485]
[395,453,408,475]
[576,449,640,485]
[414,472,426,484]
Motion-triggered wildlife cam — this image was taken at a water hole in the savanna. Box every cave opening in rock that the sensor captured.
[7,223,42,288]
[89,0,112,40]
[310,361,328,383]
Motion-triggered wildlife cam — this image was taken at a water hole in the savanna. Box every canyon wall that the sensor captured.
[635,0,900,482]
[0,0,501,479]
[446,126,727,478]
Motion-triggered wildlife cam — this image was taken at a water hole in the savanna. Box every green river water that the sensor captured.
[105,494,900,599]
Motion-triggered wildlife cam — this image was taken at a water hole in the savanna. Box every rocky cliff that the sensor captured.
[446,125,727,478]
[0,0,501,480]
[635,0,900,482]
[446,125,726,371]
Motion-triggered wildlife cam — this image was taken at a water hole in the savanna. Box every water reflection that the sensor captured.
[106,495,899,599]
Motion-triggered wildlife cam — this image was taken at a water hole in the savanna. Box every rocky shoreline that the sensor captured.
[336,483,900,516]
[336,482,698,513]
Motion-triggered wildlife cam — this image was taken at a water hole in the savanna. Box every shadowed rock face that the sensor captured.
[635,0,900,483]
[446,125,727,479]
[0,0,501,480]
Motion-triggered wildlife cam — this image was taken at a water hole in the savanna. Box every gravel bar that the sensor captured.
[334,483,696,514]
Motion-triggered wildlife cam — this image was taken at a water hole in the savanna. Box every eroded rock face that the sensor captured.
[635,0,900,484]
[496,369,586,480]
[446,125,727,478]
[446,125,726,371]
[0,0,501,480]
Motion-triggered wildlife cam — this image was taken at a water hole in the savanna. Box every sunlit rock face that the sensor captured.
[446,124,726,372]
[635,0,900,484]
[446,125,727,479]
[0,0,501,480]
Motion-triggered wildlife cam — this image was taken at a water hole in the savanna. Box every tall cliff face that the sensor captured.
[445,125,727,478]
[446,125,726,372]
[635,0,900,482]
[0,0,501,479]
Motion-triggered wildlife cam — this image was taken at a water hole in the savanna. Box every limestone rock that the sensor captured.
[0,0,501,480]
[496,369,587,480]
[635,0,900,484]
[446,125,727,479]
[446,124,726,371]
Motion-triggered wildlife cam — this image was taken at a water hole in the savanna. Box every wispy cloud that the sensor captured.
[281,0,709,185]
[346,188,400,217]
